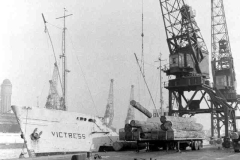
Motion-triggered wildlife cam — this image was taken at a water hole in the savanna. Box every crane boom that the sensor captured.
[159,0,209,78]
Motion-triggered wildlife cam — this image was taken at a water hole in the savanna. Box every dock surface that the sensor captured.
[3,145,240,160]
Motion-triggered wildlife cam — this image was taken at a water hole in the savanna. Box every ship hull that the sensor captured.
[11,106,118,156]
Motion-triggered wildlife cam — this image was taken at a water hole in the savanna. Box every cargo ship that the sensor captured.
[11,105,118,157]
[11,11,118,157]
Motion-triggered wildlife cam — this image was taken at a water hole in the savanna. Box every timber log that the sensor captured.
[130,100,152,118]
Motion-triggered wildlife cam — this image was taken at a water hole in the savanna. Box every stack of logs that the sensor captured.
[124,116,205,141]
[113,100,205,151]
[159,116,205,139]
[124,100,205,140]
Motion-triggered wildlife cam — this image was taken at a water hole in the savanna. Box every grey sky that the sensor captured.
[0,0,240,130]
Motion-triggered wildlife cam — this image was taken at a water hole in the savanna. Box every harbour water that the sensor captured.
[0,148,28,159]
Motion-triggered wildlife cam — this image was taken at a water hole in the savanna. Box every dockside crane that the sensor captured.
[211,0,239,144]
[159,0,236,148]
[103,79,114,127]
[45,63,64,110]
[125,85,135,124]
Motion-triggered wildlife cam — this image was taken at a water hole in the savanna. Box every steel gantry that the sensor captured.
[158,0,238,148]
[211,0,240,141]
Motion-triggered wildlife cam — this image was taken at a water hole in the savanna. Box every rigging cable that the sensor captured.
[67,30,99,115]
[141,0,145,77]
[41,14,63,94]
[47,22,62,30]
[147,70,158,110]
[134,53,158,112]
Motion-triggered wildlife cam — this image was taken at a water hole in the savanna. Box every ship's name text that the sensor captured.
[51,132,86,139]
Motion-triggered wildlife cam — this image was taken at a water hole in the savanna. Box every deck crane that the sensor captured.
[103,79,114,127]
[211,0,239,147]
[159,0,236,148]
[125,85,135,124]
[45,63,64,110]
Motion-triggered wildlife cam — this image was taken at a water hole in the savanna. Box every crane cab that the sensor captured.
[219,40,229,53]
[215,63,236,90]
[168,47,195,76]
[215,39,236,90]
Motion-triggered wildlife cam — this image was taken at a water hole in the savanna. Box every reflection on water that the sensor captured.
[0,149,28,159]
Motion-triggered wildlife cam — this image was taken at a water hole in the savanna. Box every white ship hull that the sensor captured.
[11,105,119,156]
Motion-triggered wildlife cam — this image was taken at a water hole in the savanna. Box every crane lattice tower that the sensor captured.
[45,63,64,110]
[159,0,237,148]
[103,79,114,127]
[125,85,135,124]
[211,0,239,139]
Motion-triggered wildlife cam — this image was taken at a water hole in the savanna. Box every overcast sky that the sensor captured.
[1,0,240,130]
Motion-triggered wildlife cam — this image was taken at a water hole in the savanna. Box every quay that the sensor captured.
[4,145,240,160]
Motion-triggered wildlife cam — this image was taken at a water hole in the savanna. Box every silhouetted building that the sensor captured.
[0,79,20,133]
[0,79,12,113]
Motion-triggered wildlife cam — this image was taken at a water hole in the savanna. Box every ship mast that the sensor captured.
[56,8,72,111]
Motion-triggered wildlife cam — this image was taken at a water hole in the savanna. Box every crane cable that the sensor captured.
[141,0,145,77]
[67,30,99,115]
[134,53,158,113]
[42,14,63,94]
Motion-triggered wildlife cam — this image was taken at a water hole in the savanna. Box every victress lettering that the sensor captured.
[51,132,86,139]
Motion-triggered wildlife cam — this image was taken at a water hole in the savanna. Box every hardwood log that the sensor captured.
[172,121,203,131]
[130,100,152,118]
[113,141,146,151]
[140,125,162,132]
[130,119,202,132]
[160,116,196,123]
[161,120,203,131]
[173,129,205,138]
[160,121,172,131]
[130,120,158,127]
[230,132,240,140]
[130,120,163,132]
[130,120,150,126]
